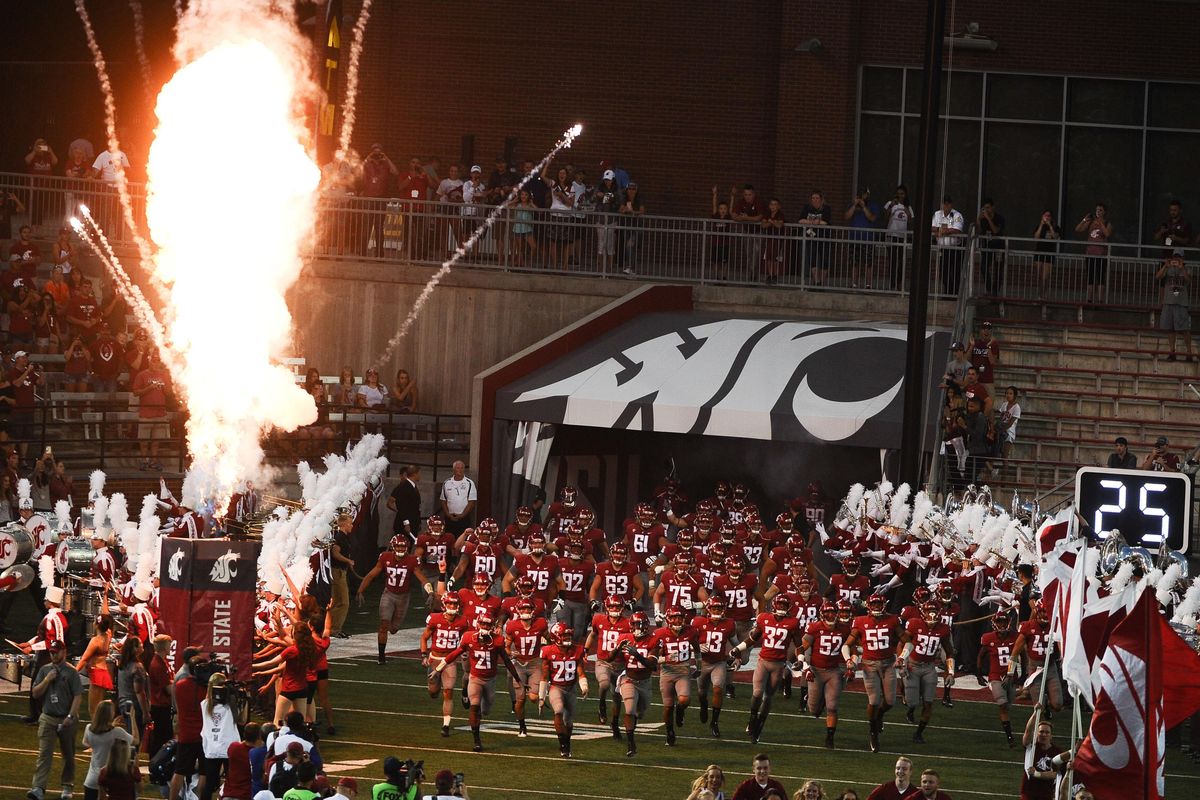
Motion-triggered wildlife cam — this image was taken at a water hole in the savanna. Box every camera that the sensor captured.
[190,657,228,686]
[391,759,424,792]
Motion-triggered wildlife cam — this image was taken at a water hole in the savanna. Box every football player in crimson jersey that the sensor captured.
[570,507,608,562]
[828,556,872,607]
[900,586,935,624]
[434,612,520,752]
[499,575,547,624]
[691,595,737,737]
[1009,599,1062,712]
[538,622,588,758]
[978,608,1020,746]
[655,606,700,746]
[556,541,596,641]
[653,552,708,625]
[588,543,644,608]
[503,505,543,553]
[697,542,728,592]
[543,485,581,538]
[455,573,503,707]
[932,583,962,708]
[613,610,661,757]
[729,593,801,743]
[623,502,668,604]
[502,531,563,604]
[414,515,457,578]
[776,574,822,702]
[758,533,817,596]
[799,601,853,749]
[897,601,955,744]
[356,536,431,664]
[504,598,549,737]
[842,592,903,752]
[791,480,833,547]
[449,521,506,587]
[584,595,631,729]
[420,593,470,736]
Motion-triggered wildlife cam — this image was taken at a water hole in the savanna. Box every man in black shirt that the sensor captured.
[1106,437,1137,469]
[387,464,422,543]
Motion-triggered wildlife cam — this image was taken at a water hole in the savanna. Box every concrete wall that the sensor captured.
[289,258,957,415]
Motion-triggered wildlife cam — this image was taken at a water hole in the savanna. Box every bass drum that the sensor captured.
[0,524,33,570]
[0,563,35,593]
[55,537,93,577]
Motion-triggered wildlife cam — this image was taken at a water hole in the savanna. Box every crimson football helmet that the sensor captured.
[706,543,728,570]
[666,606,686,634]
[630,611,652,637]
[866,593,887,616]
[475,611,495,631]
[604,594,625,619]
[992,609,1014,632]
[550,621,573,646]
[776,512,795,532]
[472,573,491,596]
[389,535,410,556]
[820,601,838,624]
[715,481,731,501]
[515,506,534,525]
[913,586,933,605]
[516,598,536,621]
[835,599,854,625]
[609,542,628,567]
[732,483,749,503]
[706,595,727,620]
[937,583,956,604]
[427,515,446,534]
[921,600,940,624]
[560,486,578,508]
[726,556,745,580]
[842,556,862,578]
[771,594,793,618]
[577,507,595,528]
[635,502,656,528]
[1035,598,1050,624]
[786,535,809,558]
[516,574,536,598]
[675,552,695,574]
[528,531,547,554]
[441,593,462,617]
[676,529,695,550]
[793,577,815,599]
[565,541,585,561]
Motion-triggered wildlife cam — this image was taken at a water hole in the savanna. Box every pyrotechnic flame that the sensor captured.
[150,1,320,508]
[372,123,584,368]
[128,0,154,106]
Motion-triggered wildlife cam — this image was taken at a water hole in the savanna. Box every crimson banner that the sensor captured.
[158,538,260,680]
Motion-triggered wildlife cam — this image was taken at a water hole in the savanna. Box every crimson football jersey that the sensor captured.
[425,612,470,657]
[541,642,586,687]
[613,631,659,678]
[789,595,822,627]
[654,626,698,667]
[805,619,851,669]
[904,618,950,664]
[1018,619,1052,662]
[512,553,561,600]
[852,614,902,660]
[377,551,420,593]
[830,573,871,604]
[504,617,549,660]
[499,594,547,621]
[752,612,800,662]
[415,531,455,568]
[593,561,639,602]
[558,558,595,602]
[659,568,704,612]
[590,613,631,661]
[456,588,502,624]
[503,522,542,552]
[690,615,737,664]
[712,574,756,621]
[447,630,509,679]
[461,541,504,580]
[622,521,665,571]
[979,629,1019,680]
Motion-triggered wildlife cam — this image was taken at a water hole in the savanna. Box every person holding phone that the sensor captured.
[1032,210,1062,295]
[1075,203,1112,304]
[423,769,471,799]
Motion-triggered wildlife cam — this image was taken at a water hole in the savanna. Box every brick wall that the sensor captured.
[328,1,1200,217]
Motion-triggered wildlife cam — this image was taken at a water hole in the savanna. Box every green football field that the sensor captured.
[2,596,1199,800]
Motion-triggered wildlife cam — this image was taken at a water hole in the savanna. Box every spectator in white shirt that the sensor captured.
[931,195,966,295]
[884,184,914,290]
[91,149,130,184]
[439,460,477,536]
[992,385,1021,476]
[354,368,388,409]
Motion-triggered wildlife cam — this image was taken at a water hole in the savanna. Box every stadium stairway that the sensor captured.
[977,296,1200,509]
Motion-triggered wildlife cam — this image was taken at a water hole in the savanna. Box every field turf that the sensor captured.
[2,595,1199,799]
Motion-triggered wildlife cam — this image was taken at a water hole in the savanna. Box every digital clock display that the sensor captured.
[1074,467,1192,551]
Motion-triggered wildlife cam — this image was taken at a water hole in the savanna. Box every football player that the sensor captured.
[555,541,596,640]
[729,593,800,743]
[414,515,457,584]
[589,542,644,609]
[897,600,954,743]
[842,592,903,752]
[798,600,854,748]
[584,594,630,729]
[539,621,588,758]
[654,552,707,623]
[544,485,582,538]
[613,610,661,757]
[1009,599,1062,713]
[420,593,470,736]
[503,505,543,553]
[357,535,431,664]
[828,555,871,606]
[502,531,563,605]
[624,502,668,605]
[691,595,737,737]
[433,611,520,752]
[655,606,699,746]
[504,598,549,737]
[450,518,506,587]
[978,607,1020,746]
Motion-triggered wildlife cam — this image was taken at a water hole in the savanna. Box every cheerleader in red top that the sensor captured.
[253,612,320,726]
[74,590,114,717]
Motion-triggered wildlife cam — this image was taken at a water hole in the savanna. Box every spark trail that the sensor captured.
[335,0,374,160]
[128,1,155,106]
[372,123,584,370]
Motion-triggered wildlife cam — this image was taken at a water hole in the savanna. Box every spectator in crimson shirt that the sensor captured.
[89,324,123,393]
[1142,435,1181,472]
[397,157,434,208]
[8,350,43,458]
[125,327,151,375]
[66,280,102,342]
[731,184,765,274]
[132,351,171,471]
[730,753,788,800]
[360,144,398,198]
[223,722,262,800]
[866,756,919,800]
[170,650,209,800]
[8,225,41,283]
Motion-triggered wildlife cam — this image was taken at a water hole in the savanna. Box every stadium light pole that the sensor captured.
[898,0,948,489]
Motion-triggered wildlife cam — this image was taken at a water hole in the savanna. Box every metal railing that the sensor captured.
[23,399,469,483]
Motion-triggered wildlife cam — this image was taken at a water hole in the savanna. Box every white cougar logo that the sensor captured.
[210,550,240,584]
[167,549,185,582]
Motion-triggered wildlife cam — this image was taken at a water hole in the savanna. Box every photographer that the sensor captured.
[267,712,324,774]
[1142,435,1181,472]
[8,350,43,458]
[200,673,239,800]
[169,649,211,800]
[279,761,318,800]
[374,756,423,800]
[423,769,470,800]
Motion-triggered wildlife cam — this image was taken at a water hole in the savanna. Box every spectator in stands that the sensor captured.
[360,143,398,203]
[354,367,388,409]
[398,156,435,258]
[1155,251,1193,362]
[63,143,91,180]
[844,187,880,289]
[0,473,15,523]
[25,139,58,226]
[271,751,314,797]
[8,280,38,347]
[223,722,261,800]
[67,279,102,342]
[968,322,999,386]
[486,157,520,260]
[124,327,151,377]
[976,199,1006,296]
[932,195,966,296]
[390,369,417,412]
[1076,203,1112,304]
[0,190,25,242]
[687,765,726,800]
[523,159,550,209]
[710,186,734,281]
[333,366,356,407]
[865,757,915,800]
[617,182,646,276]
[799,191,833,287]
[9,350,43,457]
[1106,437,1137,469]
[795,780,826,800]
[884,185,914,291]
[63,333,92,393]
[943,342,971,386]
[1142,436,1181,472]
[426,769,471,800]
[510,188,539,268]
[9,225,40,279]
[731,754,787,800]
[436,163,466,254]
[48,459,73,506]
[34,293,62,355]
[959,367,992,416]
[46,264,70,305]
[1032,210,1063,296]
[1153,199,1192,258]
[546,165,577,270]
[599,159,630,192]
[92,145,131,184]
[132,350,171,471]
[760,198,787,285]
[915,770,949,800]
[732,185,766,275]
[992,386,1021,471]
[249,723,275,795]
[100,276,127,333]
[461,166,487,246]
[962,393,990,482]
[90,324,123,393]
[595,172,622,271]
